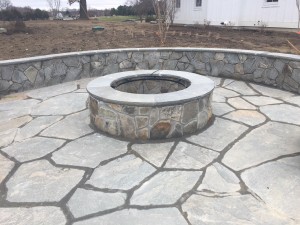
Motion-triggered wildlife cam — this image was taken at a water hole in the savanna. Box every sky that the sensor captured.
[10,0,126,10]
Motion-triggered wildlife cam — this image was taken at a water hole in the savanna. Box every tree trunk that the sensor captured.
[79,0,89,20]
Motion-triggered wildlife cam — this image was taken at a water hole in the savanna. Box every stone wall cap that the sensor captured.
[87,70,214,106]
[1,48,299,66]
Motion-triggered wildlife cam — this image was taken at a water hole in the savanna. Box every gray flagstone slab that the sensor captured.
[132,142,174,167]
[223,122,300,171]
[86,155,156,190]
[198,163,240,193]
[6,160,84,202]
[41,110,93,140]
[182,194,296,225]
[31,93,88,116]
[2,137,65,162]
[249,83,294,99]
[224,110,266,126]
[260,104,300,125]
[243,96,283,106]
[165,142,219,169]
[73,208,188,225]
[0,207,66,225]
[15,116,62,141]
[187,118,248,152]
[212,102,234,116]
[228,97,256,110]
[242,156,300,222]
[0,154,15,183]
[52,133,128,168]
[26,82,77,100]
[67,188,126,218]
[131,170,201,205]
[225,81,258,96]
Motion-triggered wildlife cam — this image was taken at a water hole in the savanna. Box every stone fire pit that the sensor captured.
[87,70,214,140]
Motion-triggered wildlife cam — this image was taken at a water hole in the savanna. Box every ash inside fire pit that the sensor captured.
[111,76,191,94]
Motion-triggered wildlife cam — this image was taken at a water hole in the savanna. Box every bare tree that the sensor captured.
[127,0,154,22]
[152,0,177,45]
[46,0,61,18]
[0,0,12,10]
[297,0,300,29]
[168,0,178,25]
[69,0,89,20]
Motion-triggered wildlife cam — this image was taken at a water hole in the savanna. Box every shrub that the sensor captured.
[145,15,156,23]
[0,7,49,21]
[5,20,29,34]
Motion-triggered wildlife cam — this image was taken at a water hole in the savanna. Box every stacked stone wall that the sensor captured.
[1,48,299,95]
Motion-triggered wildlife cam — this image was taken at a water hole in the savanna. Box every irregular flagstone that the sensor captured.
[73,208,188,225]
[86,155,156,190]
[242,156,300,221]
[285,96,300,107]
[212,102,234,116]
[222,79,235,87]
[67,188,126,218]
[208,76,222,86]
[0,92,27,103]
[2,137,65,162]
[74,78,94,89]
[6,160,84,202]
[131,171,201,205]
[223,122,300,171]
[132,142,174,167]
[250,83,294,99]
[0,108,31,122]
[26,82,77,100]
[224,110,266,126]
[15,116,62,141]
[212,93,226,102]
[198,163,240,193]
[214,87,240,98]
[260,104,300,125]
[228,97,256,110]
[0,99,40,111]
[225,81,258,95]
[41,110,93,140]
[52,133,128,168]
[0,116,32,133]
[0,129,17,148]
[0,207,66,225]
[75,89,87,93]
[243,96,283,106]
[0,154,15,183]
[31,93,88,116]
[164,142,219,169]
[187,118,248,152]
[182,194,296,225]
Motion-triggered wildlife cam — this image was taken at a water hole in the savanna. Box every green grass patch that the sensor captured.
[97,16,139,22]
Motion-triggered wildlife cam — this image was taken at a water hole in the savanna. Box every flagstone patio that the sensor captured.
[0,77,299,225]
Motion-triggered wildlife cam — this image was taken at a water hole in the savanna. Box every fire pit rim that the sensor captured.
[87,70,214,107]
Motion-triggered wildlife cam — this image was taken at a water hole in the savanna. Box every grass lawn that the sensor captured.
[97,16,139,22]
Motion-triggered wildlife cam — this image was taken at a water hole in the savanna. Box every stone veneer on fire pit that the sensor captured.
[87,70,214,140]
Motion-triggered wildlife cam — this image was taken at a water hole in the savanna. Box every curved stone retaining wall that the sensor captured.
[0,48,299,95]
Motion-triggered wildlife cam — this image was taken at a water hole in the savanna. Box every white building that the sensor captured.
[174,0,298,28]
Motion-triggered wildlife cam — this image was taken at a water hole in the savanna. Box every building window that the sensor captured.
[263,0,279,7]
[196,0,202,7]
[176,0,181,8]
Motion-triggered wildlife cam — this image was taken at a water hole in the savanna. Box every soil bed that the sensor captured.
[0,20,299,60]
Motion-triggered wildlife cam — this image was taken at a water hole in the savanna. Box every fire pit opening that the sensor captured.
[87,70,215,140]
[111,75,191,94]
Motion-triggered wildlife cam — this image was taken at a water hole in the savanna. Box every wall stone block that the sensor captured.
[0,48,299,96]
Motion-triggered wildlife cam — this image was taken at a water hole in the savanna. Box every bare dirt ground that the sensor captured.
[0,20,299,60]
